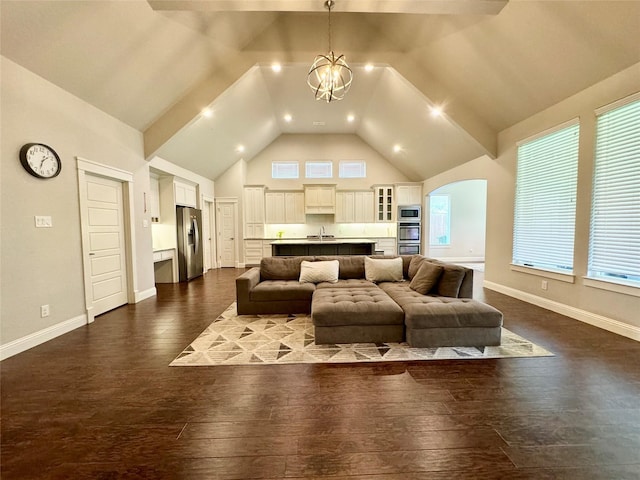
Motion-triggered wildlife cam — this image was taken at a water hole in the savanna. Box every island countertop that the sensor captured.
[270,238,377,245]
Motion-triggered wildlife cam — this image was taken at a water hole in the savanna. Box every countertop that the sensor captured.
[270,238,377,245]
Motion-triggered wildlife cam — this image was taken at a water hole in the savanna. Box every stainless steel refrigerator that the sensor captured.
[176,206,203,282]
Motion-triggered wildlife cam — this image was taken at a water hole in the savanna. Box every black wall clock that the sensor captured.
[19,143,62,179]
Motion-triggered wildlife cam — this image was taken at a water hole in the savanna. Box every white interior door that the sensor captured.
[83,174,128,316]
[217,201,236,268]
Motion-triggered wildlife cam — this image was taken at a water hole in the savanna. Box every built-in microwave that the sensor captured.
[398,205,421,220]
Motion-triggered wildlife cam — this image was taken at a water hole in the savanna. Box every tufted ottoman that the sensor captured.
[311,287,405,344]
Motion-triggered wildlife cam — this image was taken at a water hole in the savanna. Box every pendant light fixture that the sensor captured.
[307,0,353,102]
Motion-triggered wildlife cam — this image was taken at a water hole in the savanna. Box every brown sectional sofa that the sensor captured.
[235,255,503,348]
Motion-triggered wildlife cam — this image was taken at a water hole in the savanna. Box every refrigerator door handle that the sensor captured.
[192,217,200,253]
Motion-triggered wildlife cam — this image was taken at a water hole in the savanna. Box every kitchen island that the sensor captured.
[271,238,376,256]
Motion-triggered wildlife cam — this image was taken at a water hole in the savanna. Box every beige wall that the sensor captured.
[245,134,409,189]
[1,57,155,348]
[489,62,640,332]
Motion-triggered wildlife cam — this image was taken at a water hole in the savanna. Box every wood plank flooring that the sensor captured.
[2,268,640,479]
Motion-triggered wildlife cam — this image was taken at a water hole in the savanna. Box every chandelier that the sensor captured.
[307,0,353,102]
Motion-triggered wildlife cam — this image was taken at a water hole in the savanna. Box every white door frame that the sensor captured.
[77,157,138,323]
[215,197,239,268]
[202,194,217,270]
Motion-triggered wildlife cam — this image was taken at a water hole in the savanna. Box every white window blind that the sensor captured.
[339,160,366,178]
[305,161,333,178]
[272,161,299,179]
[513,122,579,272]
[588,97,640,286]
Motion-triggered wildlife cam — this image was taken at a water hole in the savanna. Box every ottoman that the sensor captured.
[403,297,503,348]
[311,287,405,344]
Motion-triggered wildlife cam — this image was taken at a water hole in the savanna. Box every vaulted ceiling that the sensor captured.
[2,0,639,181]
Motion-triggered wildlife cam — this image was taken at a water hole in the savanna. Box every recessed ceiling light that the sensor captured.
[284,114,292,123]
[271,63,282,72]
[430,106,443,117]
[365,64,374,72]
[201,108,213,118]
[347,114,355,123]
[393,144,402,153]
[236,145,245,153]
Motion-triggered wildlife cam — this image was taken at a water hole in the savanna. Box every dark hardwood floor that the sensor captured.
[2,268,640,479]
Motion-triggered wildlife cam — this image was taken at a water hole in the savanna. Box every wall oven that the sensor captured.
[398,243,421,255]
[398,222,421,242]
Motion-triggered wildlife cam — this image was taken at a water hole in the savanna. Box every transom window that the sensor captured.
[271,161,299,179]
[339,160,366,178]
[305,161,333,178]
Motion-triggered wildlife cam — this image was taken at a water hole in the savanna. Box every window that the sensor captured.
[429,194,450,246]
[588,96,640,286]
[272,161,299,179]
[339,160,366,178]
[513,121,579,273]
[305,161,333,178]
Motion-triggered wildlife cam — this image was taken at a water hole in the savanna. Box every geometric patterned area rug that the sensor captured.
[170,303,553,367]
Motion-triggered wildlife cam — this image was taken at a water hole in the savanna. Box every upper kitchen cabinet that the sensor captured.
[374,185,394,222]
[244,186,265,238]
[174,179,197,208]
[304,185,335,214]
[395,183,423,206]
[266,191,305,224]
[336,190,374,223]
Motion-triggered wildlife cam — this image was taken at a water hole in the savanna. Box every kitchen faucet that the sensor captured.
[320,225,325,240]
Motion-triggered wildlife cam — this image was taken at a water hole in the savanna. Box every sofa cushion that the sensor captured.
[315,256,365,279]
[299,260,339,284]
[312,287,404,327]
[260,256,314,281]
[365,256,403,282]
[316,279,376,289]
[407,255,426,280]
[436,264,467,297]
[251,280,315,302]
[409,261,444,294]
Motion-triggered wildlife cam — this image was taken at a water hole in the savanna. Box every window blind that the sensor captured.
[588,98,640,285]
[305,161,332,178]
[513,122,579,272]
[339,160,366,178]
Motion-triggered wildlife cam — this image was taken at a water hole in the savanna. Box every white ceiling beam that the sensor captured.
[148,0,508,15]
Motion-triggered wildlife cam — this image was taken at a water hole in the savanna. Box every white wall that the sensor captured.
[426,180,486,261]
[0,56,154,354]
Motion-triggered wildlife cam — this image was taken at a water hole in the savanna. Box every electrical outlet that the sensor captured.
[541,280,548,291]
[40,304,50,317]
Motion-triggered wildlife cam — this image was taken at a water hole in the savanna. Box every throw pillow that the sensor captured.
[299,260,339,284]
[407,255,426,280]
[409,261,444,294]
[364,256,403,283]
[436,265,467,297]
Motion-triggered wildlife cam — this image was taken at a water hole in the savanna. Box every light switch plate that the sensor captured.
[35,216,53,228]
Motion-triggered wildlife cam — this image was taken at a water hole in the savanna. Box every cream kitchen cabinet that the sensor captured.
[336,191,374,223]
[375,237,397,256]
[174,180,197,207]
[244,186,265,238]
[304,185,335,214]
[374,185,394,222]
[244,240,263,266]
[265,191,305,224]
[395,184,423,206]
[149,174,161,221]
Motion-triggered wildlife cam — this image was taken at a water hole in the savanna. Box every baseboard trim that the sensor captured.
[484,280,640,342]
[134,287,157,303]
[0,314,87,361]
